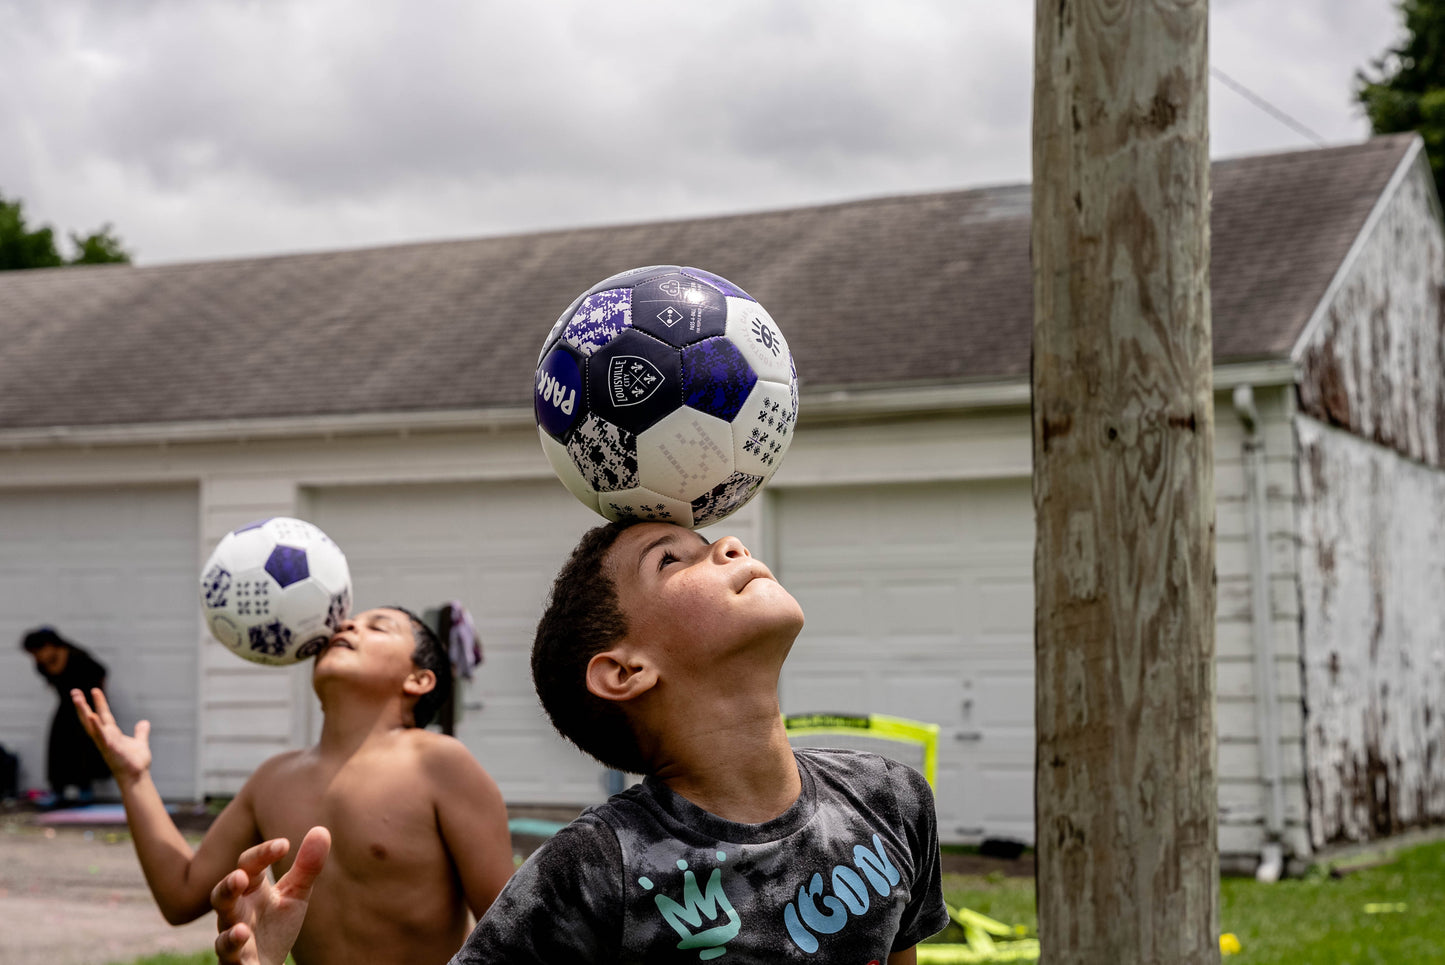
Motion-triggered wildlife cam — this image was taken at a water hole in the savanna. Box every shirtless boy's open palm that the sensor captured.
[212,828,331,965]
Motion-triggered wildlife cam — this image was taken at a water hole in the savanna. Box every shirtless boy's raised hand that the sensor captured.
[75,606,514,965]
[72,688,150,780]
[213,828,331,965]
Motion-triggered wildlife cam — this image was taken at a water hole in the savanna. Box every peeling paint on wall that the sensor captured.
[1297,159,1445,470]
[1297,417,1445,846]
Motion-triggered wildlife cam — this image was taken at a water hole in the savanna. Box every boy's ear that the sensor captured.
[403,668,437,698]
[585,649,658,703]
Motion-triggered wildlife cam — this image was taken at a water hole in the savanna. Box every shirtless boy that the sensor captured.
[74,606,513,965]
[212,523,948,963]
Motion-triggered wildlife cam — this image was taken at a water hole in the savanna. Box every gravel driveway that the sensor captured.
[0,816,215,965]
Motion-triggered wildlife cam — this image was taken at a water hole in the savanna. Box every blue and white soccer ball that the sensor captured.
[535,266,798,529]
[199,517,352,666]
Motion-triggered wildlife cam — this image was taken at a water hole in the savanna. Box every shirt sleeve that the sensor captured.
[888,761,952,951]
[74,648,107,689]
[450,815,623,964]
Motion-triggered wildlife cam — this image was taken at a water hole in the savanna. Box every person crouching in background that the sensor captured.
[21,627,110,806]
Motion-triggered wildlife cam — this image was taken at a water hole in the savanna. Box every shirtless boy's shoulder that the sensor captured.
[245,732,497,806]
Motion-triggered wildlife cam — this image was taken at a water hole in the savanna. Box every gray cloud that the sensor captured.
[0,0,1402,264]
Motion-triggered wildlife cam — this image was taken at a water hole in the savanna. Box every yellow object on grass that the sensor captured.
[1363,902,1408,914]
[916,905,1040,964]
[917,944,1041,964]
[1220,932,1242,955]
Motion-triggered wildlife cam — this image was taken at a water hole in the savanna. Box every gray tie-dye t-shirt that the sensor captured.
[450,747,948,964]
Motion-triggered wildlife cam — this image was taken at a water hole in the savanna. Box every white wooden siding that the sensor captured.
[1296,149,1445,471]
[1214,386,1312,858]
[1296,415,1445,846]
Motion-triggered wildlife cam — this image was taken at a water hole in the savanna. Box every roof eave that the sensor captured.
[0,407,532,450]
[0,358,1298,450]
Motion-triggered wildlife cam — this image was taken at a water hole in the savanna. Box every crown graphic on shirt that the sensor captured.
[638,852,742,961]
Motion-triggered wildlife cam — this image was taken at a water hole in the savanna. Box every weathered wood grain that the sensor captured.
[1032,0,1218,961]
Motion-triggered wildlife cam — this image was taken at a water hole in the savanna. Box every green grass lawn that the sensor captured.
[113,840,1445,964]
[926,838,1445,963]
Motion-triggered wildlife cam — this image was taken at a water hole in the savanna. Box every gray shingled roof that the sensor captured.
[0,135,1415,430]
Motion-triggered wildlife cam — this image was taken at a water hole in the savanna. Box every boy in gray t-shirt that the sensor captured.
[212,521,948,964]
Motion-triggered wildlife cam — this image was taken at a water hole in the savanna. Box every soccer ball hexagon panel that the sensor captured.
[199,517,353,666]
[534,266,797,529]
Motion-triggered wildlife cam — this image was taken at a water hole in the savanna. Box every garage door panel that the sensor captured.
[134,651,198,697]
[0,568,49,606]
[474,570,559,622]
[781,580,871,637]
[880,579,968,635]
[460,731,606,804]
[879,514,969,548]
[976,575,1033,631]
[464,654,532,701]
[973,671,1035,728]
[0,485,199,800]
[780,670,875,715]
[881,673,965,727]
[978,764,1033,836]
[935,766,984,838]
[139,569,208,613]
[777,481,1036,844]
[783,663,966,729]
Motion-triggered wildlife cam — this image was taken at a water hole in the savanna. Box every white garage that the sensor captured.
[0,485,199,799]
[2,135,1438,867]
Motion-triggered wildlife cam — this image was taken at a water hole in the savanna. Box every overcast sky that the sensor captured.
[0,0,1407,265]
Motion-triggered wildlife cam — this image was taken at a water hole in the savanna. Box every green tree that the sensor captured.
[69,225,131,265]
[1357,0,1445,201]
[0,192,132,270]
[0,194,64,270]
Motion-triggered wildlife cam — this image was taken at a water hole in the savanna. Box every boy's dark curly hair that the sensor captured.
[531,520,649,775]
[387,606,451,729]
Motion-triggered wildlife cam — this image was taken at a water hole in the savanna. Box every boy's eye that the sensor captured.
[658,551,679,570]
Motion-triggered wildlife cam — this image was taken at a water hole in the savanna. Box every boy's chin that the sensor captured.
[310,649,353,680]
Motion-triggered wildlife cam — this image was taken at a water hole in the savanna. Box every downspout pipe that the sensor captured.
[1233,385,1286,882]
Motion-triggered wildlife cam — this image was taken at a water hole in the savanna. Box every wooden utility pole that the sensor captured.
[1031,1,1217,963]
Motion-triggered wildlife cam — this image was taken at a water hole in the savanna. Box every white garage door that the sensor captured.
[0,485,200,799]
[308,480,612,805]
[774,480,1036,844]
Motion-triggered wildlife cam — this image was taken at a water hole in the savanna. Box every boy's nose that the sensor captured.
[713,535,750,561]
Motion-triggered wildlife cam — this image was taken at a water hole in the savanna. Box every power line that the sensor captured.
[1210,66,1328,148]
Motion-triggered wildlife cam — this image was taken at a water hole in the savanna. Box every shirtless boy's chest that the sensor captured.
[252,754,443,879]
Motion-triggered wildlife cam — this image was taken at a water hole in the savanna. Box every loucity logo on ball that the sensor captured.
[536,349,582,438]
[609,356,666,407]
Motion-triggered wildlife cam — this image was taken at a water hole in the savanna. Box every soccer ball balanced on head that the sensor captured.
[199,517,352,666]
[535,265,797,528]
